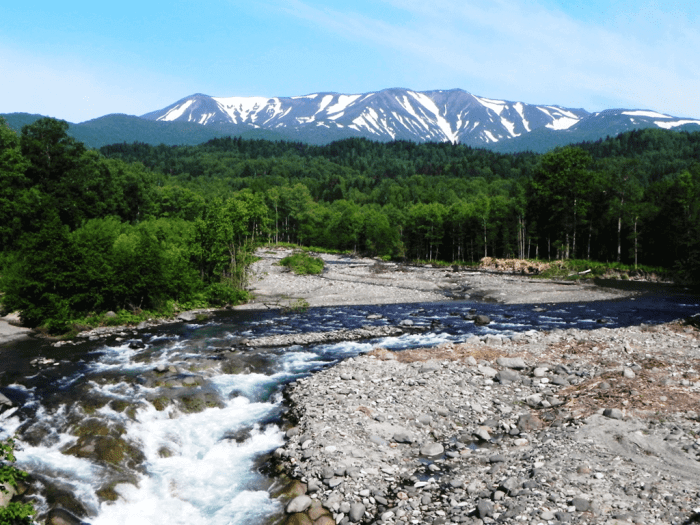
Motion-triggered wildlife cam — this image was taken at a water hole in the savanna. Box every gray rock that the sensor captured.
[517,413,542,431]
[525,393,543,407]
[393,430,414,444]
[286,495,312,513]
[0,393,12,407]
[477,365,498,378]
[420,361,441,373]
[476,499,494,518]
[420,442,444,456]
[485,335,503,346]
[623,368,636,379]
[496,369,521,383]
[500,477,521,495]
[603,408,624,420]
[496,357,528,369]
[571,497,591,512]
[474,427,491,441]
[349,503,366,522]
[369,434,388,446]
[474,315,491,326]
[416,413,433,426]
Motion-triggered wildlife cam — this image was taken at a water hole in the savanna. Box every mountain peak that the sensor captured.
[134,87,700,150]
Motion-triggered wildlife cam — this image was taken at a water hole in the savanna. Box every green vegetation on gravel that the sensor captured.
[279,253,325,275]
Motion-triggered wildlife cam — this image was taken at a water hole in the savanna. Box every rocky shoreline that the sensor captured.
[272,319,700,525]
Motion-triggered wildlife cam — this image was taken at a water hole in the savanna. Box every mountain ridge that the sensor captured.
[3,87,700,152]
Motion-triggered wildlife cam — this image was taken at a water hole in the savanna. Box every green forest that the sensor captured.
[1,116,699,333]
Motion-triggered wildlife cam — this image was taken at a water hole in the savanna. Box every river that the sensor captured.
[0,290,697,524]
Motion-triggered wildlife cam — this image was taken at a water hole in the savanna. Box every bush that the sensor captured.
[0,438,34,525]
[205,282,249,306]
[279,252,325,275]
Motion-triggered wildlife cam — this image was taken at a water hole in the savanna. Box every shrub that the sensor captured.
[0,438,34,525]
[279,252,325,275]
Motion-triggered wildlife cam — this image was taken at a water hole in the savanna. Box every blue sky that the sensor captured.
[2,0,699,123]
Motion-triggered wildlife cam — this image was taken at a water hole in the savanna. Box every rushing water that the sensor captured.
[0,290,698,524]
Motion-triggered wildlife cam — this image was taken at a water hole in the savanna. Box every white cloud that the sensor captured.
[276,0,700,118]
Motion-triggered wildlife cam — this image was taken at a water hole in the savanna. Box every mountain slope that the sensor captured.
[4,88,700,151]
[142,88,595,148]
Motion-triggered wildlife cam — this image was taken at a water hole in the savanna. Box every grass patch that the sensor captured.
[279,252,325,275]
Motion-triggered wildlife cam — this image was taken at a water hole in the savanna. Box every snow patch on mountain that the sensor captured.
[141,88,699,148]
[655,119,700,129]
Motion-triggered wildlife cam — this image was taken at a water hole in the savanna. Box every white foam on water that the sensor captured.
[91,399,284,525]
[378,332,453,350]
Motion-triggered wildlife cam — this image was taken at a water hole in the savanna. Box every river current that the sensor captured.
[0,290,698,524]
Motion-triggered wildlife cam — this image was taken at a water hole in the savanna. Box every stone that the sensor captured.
[399,319,414,326]
[500,477,521,494]
[623,368,636,379]
[349,503,366,522]
[420,442,444,456]
[517,413,542,431]
[603,408,624,420]
[420,361,441,373]
[286,495,313,514]
[474,315,491,325]
[282,513,313,525]
[417,413,433,426]
[477,365,498,378]
[525,393,543,407]
[496,357,528,369]
[474,427,491,441]
[496,369,521,383]
[369,434,387,446]
[0,483,16,508]
[476,499,494,518]
[46,508,84,525]
[571,497,591,512]
[393,430,414,443]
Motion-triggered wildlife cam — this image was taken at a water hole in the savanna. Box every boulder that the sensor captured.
[474,315,491,326]
[286,495,312,514]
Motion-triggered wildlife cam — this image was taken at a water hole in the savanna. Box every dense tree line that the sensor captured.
[0,118,261,332]
[101,129,700,272]
[2,117,699,331]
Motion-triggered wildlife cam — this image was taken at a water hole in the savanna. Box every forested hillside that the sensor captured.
[101,129,700,271]
[1,117,699,332]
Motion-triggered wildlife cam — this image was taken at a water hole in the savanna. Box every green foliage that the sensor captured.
[4,116,700,334]
[0,438,34,525]
[279,253,325,275]
[282,298,310,313]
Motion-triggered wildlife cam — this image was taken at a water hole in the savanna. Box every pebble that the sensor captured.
[276,320,700,525]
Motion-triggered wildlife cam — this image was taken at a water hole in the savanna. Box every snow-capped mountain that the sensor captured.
[141,88,700,149]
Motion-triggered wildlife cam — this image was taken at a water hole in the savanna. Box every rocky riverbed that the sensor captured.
[239,249,633,310]
[273,320,700,525]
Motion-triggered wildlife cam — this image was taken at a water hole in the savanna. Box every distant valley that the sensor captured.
[3,88,700,152]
